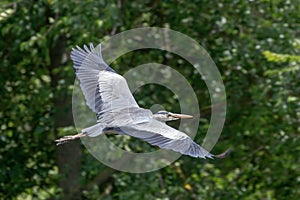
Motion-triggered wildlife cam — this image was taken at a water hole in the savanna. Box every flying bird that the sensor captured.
[55,43,229,159]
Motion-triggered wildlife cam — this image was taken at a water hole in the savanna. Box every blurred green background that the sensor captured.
[1,0,299,199]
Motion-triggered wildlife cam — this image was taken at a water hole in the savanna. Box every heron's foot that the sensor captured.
[55,132,87,145]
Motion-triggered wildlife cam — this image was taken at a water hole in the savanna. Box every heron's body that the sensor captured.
[55,44,229,159]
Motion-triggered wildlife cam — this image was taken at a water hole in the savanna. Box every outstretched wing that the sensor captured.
[118,119,213,159]
[71,44,139,114]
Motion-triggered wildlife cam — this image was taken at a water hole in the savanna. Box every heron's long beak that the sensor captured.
[169,113,193,119]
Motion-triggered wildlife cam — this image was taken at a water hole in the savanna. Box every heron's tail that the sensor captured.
[81,123,105,137]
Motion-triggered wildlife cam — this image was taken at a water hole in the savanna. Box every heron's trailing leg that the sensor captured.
[55,132,87,145]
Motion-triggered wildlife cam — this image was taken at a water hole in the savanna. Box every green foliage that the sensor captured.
[263,45,300,75]
[1,0,299,199]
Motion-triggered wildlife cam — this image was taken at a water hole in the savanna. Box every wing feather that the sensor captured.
[118,120,213,159]
[71,43,138,113]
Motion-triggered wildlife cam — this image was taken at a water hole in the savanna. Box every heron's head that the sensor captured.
[153,110,193,122]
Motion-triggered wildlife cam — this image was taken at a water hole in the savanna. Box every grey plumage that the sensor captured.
[55,43,230,159]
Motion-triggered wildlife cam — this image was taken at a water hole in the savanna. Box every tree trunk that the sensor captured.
[49,37,82,199]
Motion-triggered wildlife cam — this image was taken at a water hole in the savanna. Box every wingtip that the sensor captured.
[76,45,81,50]
[214,148,231,159]
[205,154,214,159]
[89,43,95,52]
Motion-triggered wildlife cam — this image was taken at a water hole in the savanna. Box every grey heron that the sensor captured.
[55,43,229,159]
